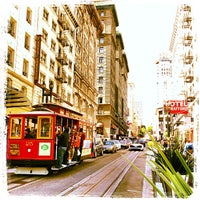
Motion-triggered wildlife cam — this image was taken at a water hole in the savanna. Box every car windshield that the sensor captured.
[120,140,126,144]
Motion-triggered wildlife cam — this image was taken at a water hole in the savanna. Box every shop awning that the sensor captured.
[5,87,31,108]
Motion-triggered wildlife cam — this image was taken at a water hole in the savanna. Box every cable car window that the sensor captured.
[24,117,37,139]
[10,117,23,139]
[38,116,52,139]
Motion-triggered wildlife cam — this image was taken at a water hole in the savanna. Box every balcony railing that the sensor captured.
[184,53,193,65]
[183,5,191,12]
[57,33,69,47]
[56,53,68,65]
[182,17,192,29]
[184,70,194,83]
[183,35,193,46]
[186,92,195,102]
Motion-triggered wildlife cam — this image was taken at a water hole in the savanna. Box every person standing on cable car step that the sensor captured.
[77,128,85,162]
[73,130,81,161]
[56,126,69,168]
[68,129,76,163]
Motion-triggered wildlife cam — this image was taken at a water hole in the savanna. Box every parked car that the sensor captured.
[119,138,132,149]
[103,140,117,153]
[110,140,121,150]
[129,143,144,151]
[92,137,104,157]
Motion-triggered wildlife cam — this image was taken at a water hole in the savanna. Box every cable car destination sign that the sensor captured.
[165,100,188,115]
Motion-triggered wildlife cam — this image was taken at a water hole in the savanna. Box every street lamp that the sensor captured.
[42,81,54,103]
[49,81,54,102]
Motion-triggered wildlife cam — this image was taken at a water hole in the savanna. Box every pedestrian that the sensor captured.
[56,126,70,168]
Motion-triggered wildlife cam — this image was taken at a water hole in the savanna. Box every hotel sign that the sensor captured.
[167,100,188,115]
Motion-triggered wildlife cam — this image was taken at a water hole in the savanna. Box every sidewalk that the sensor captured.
[142,154,154,198]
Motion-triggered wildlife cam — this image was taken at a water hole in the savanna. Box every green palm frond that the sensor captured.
[122,133,193,198]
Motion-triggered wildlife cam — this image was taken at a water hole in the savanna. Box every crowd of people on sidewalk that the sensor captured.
[55,126,85,169]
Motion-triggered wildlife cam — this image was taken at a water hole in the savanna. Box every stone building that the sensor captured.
[73,4,103,134]
[156,3,199,142]
[5,4,102,127]
[5,2,129,139]
[95,3,129,139]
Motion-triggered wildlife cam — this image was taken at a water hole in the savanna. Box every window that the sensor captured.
[22,59,29,77]
[98,76,103,84]
[69,61,72,70]
[50,59,55,71]
[42,29,48,43]
[99,47,104,53]
[100,37,104,44]
[98,66,104,74]
[69,45,73,53]
[38,116,52,139]
[50,39,56,51]
[43,8,49,21]
[52,20,57,32]
[68,76,71,85]
[24,33,30,50]
[41,50,47,64]
[39,73,46,85]
[98,97,103,104]
[7,47,15,67]
[98,87,103,94]
[98,108,103,115]
[26,8,32,24]
[8,17,16,38]
[99,57,103,63]
[9,117,23,139]
[100,11,104,16]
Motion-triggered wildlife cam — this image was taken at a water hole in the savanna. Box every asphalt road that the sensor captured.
[7,148,153,197]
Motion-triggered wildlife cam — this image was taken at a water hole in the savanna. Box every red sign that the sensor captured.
[167,100,188,115]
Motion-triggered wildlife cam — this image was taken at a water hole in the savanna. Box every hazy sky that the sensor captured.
[114,0,178,124]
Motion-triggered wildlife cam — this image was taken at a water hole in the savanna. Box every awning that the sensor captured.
[5,87,31,108]
[96,122,104,128]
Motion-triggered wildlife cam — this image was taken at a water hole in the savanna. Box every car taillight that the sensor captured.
[9,144,20,156]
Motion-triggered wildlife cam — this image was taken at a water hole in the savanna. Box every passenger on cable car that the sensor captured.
[56,126,70,168]
[77,128,85,161]
[68,129,76,163]
[24,128,35,138]
[73,131,81,161]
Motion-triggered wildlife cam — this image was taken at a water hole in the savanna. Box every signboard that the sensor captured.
[167,100,188,115]
[39,142,51,156]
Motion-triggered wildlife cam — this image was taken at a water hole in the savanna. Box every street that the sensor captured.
[7,149,150,197]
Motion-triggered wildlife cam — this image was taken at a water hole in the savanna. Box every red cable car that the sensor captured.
[7,104,94,175]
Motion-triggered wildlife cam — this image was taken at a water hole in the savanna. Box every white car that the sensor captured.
[110,140,121,150]
[129,143,144,151]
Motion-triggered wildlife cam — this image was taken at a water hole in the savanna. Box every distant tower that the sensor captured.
[156,52,172,107]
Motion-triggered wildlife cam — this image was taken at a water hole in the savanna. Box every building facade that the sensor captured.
[5,2,130,139]
[155,52,173,136]
[95,3,129,139]
[156,3,199,142]
[73,4,103,133]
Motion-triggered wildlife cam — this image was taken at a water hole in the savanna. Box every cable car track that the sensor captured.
[7,151,141,196]
[7,175,44,191]
[58,151,141,197]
